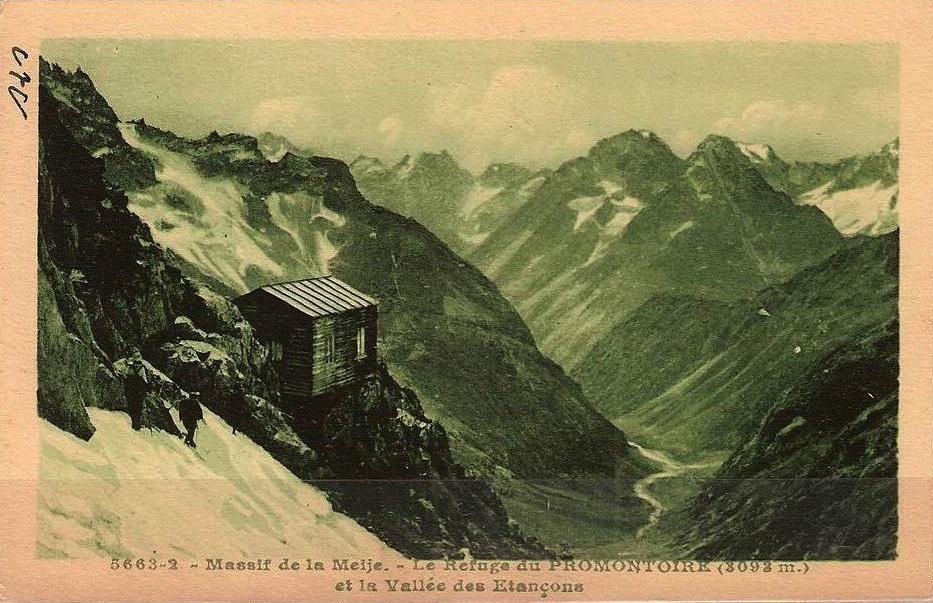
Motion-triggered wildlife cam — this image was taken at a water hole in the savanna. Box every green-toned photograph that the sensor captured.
[36,39,898,561]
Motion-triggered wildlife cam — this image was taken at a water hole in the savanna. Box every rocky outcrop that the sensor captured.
[292,364,549,558]
[40,59,156,191]
[684,321,898,560]
[37,265,117,440]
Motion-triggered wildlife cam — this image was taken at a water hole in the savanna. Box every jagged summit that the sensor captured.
[589,128,680,160]
[479,162,535,188]
[349,154,387,175]
[690,133,748,158]
[586,129,686,198]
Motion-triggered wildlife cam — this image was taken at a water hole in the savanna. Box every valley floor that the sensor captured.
[496,439,724,559]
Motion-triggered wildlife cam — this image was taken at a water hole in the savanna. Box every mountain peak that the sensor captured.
[690,134,772,169]
[693,135,781,165]
[590,129,667,153]
[882,138,899,158]
[629,128,661,141]
[696,133,738,150]
[392,154,416,177]
[392,150,471,181]
[586,129,685,195]
[350,155,387,175]
[588,129,680,163]
[415,149,459,165]
[479,162,533,188]
[256,131,307,162]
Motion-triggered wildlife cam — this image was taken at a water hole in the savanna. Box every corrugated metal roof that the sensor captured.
[257,276,377,318]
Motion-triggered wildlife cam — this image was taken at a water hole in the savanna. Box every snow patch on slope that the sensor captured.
[568,195,605,231]
[568,181,637,233]
[799,180,898,236]
[599,179,624,196]
[519,176,547,195]
[604,197,643,236]
[266,191,345,273]
[459,231,490,248]
[669,220,695,240]
[119,123,284,291]
[267,192,312,262]
[39,409,401,560]
[460,185,504,218]
[737,143,773,163]
[584,197,644,266]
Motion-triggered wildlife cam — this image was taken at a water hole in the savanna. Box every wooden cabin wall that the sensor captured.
[235,290,379,401]
[310,306,378,396]
[233,292,314,402]
[282,322,314,401]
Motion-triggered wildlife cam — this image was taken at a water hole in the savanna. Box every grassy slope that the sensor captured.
[684,320,898,559]
[574,232,898,457]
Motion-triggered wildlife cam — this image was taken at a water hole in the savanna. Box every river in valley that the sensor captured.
[496,441,724,559]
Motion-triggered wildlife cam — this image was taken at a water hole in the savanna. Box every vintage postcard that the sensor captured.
[1,1,931,601]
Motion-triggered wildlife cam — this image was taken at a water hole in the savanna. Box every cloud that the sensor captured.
[249,96,321,147]
[377,115,404,144]
[713,100,827,142]
[670,129,702,157]
[428,65,595,170]
[851,87,898,123]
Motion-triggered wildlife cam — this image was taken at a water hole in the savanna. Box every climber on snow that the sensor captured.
[180,391,204,448]
[123,349,149,431]
[228,383,250,436]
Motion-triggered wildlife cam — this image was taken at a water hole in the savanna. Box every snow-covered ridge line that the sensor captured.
[117,123,343,288]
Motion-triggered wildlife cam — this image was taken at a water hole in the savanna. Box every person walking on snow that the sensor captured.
[124,350,149,430]
[180,391,204,448]
[229,383,250,436]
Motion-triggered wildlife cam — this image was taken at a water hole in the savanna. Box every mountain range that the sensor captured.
[349,125,900,559]
[353,131,897,374]
[351,153,551,255]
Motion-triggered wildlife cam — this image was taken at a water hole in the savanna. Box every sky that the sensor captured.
[43,39,898,173]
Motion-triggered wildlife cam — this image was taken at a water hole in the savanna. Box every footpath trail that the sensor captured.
[628,442,721,538]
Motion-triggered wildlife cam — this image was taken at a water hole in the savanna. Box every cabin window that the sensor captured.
[324,333,336,364]
[356,326,367,359]
[269,340,283,361]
